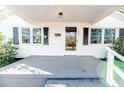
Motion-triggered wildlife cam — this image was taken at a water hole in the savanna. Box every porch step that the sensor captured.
[44,78,108,87]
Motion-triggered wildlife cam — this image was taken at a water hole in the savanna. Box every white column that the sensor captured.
[106,49,119,87]
[101,28,105,44]
[106,50,114,86]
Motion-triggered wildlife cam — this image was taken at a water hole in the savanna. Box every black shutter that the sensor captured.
[83,28,89,45]
[119,28,124,37]
[13,27,19,45]
[43,27,49,45]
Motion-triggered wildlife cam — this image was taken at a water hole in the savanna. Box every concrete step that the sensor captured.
[44,78,109,87]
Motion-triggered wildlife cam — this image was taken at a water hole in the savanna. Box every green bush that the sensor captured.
[0,32,18,67]
[112,37,124,56]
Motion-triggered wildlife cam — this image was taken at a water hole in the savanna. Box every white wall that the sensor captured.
[18,22,92,58]
[0,10,32,42]
[93,14,124,28]
[32,22,107,58]
[0,11,124,58]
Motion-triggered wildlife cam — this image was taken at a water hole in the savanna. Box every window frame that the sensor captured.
[104,28,116,44]
[13,27,19,45]
[90,28,102,44]
[22,27,31,44]
[33,28,42,44]
[119,28,124,37]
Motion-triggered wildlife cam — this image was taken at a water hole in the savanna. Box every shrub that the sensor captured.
[0,32,18,67]
[0,32,3,47]
[112,37,124,56]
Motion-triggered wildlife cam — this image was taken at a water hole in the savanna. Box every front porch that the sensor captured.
[0,56,107,87]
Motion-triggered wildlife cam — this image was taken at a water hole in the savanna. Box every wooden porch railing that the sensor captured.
[105,47,124,87]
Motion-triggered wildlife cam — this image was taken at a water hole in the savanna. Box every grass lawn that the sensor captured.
[114,60,124,69]
[101,59,124,69]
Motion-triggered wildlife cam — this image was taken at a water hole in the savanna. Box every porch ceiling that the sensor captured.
[7,5,122,23]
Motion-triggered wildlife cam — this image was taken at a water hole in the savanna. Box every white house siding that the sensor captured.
[0,11,124,58]
[0,10,32,42]
[33,22,107,58]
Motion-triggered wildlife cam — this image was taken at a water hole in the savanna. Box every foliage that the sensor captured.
[118,7,124,13]
[0,32,3,47]
[66,39,76,47]
[66,38,76,50]
[0,32,18,67]
[114,59,124,69]
[112,37,124,56]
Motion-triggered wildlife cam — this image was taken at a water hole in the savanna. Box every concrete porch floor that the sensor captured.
[0,56,107,87]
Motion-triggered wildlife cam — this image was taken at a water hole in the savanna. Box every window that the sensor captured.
[22,28,30,43]
[104,29,116,44]
[43,27,49,45]
[83,28,89,45]
[13,27,19,45]
[119,28,124,37]
[33,28,41,44]
[91,28,102,44]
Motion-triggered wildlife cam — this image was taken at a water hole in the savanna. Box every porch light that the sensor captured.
[58,12,63,18]
[44,35,47,38]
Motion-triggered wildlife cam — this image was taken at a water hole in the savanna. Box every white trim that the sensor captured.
[105,47,124,87]
[101,28,104,44]
[89,27,118,45]
[116,27,119,39]
[88,27,91,45]
[30,27,33,45]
